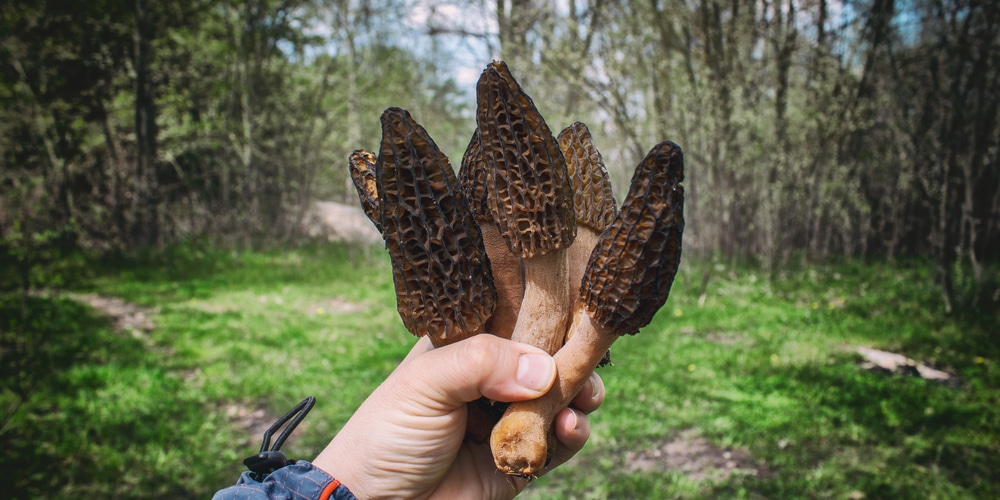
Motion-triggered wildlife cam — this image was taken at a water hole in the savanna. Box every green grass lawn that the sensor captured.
[2,244,997,498]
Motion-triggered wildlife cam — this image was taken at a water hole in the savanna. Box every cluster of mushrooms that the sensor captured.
[348,61,685,478]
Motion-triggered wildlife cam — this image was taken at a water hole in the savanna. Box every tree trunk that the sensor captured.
[497,0,535,75]
[134,0,159,247]
[98,101,130,244]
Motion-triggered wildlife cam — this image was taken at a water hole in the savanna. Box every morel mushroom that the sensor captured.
[557,122,618,323]
[490,140,685,477]
[348,149,381,232]
[375,107,497,347]
[457,129,524,442]
[459,130,523,340]
[476,61,576,356]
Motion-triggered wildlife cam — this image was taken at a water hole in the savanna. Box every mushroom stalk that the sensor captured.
[480,224,523,340]
[457,130,523,441]
[490,306,614,475]
[509,250,570,354]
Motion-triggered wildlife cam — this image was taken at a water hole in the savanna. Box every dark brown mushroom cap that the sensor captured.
[580,141,684,336]
[376,107,497,346]
[458,130,493,224]
[475,61,576,259]
[557,122,618,232]
[349,149,382,232]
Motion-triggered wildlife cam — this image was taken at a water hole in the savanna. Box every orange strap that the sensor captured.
[318,478,342,500]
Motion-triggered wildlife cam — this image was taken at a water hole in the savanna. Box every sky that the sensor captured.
[297,0,504,96]
[403,0,499,95]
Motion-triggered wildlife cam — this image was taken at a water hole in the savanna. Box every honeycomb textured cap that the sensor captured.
[348,149,381,232]
[557,122,618,232]
[580,141,685,335]
[475,60,576,259]
[458,130,493,224]
[376,107,497,346]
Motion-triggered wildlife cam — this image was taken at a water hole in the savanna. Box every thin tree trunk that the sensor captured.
[134,0,159,247]
[98,102,129,244]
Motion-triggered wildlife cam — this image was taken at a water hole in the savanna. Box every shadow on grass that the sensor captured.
[592,356,997,499]
[710,359,997,498]
[0,294,235,498]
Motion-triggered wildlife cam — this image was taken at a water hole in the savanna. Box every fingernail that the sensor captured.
[516,353,555,392]
[589,372,601,400]
[567,408,580,431]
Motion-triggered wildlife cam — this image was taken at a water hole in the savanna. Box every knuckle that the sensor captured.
[457,335,502,371]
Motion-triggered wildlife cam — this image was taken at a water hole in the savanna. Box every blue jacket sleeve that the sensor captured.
[212,461,356,500]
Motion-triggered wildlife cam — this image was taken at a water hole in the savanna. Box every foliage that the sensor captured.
[0,0,470,251]
[481,0,1000,310]
[0,243,404,498]
[1,244,997,497]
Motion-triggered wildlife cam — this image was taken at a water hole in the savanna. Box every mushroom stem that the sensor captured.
[481,223,523,340]
[509,249,570,354]
[565,223,603,344]
[490,306,615,476]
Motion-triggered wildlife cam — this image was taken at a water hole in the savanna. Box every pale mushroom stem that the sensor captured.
[490,306,615,476]
[480,224,523,340]
[509,250,570,354]
[566,230,601,306]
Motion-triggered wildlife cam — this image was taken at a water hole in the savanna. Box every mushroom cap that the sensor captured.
[376,107,497,346]
[458,130,493,224]
[557,122,618,232]
[580,141,684,336]
[475,61,577,259]
[348,149,382,232]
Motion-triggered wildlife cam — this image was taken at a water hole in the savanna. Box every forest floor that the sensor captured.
[1,245,997,498]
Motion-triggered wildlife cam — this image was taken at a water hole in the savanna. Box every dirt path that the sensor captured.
[302,201,381,244]
[624,429,769,481]
[68,292,156,332]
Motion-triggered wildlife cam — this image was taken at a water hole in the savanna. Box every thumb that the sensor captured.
[392,335,557,411]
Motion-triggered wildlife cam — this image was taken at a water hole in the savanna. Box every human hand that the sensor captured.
[312,334,606,499]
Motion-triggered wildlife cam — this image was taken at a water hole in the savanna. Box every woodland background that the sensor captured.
[2,0,999,309]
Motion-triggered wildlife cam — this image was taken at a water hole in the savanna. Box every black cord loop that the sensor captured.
[242,396,316,481]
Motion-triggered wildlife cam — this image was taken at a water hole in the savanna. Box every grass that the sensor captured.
[1,244,998,498]
[526,260,999,499]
